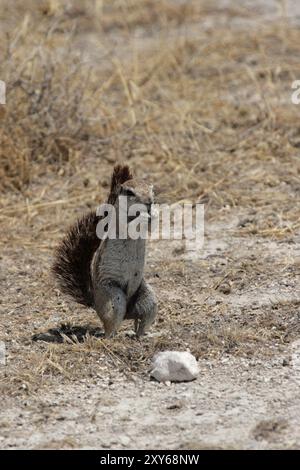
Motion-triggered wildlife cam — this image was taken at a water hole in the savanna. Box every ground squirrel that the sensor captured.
[52,164,157,338]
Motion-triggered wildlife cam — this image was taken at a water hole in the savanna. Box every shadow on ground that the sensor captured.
[32,323,104,343]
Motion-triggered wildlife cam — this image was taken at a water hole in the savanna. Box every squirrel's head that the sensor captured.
[120,179,154,204]
[117,178,154,222]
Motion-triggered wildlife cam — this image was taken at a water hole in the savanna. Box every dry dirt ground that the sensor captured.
[1,0,300,449]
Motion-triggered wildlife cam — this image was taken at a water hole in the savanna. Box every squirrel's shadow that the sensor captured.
[32,323,104,344]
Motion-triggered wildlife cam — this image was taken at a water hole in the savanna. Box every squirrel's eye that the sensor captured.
[125,189,135,197]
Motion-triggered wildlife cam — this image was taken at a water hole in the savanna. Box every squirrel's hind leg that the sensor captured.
[128,279,157,337]
[94,282,126,338]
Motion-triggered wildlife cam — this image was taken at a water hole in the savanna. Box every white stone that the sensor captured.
[119,435,131,447]
[150,351,199,382]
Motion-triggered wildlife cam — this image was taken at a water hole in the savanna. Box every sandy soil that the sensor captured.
[1,211,300,449]
[1,0,300,449]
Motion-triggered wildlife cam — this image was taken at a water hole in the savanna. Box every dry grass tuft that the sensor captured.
[0,23,107,190]
[252,418,288,441]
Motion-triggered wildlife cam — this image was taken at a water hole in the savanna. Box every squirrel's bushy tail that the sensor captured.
[52,210,99,306]
[52,164,133,307]
[107,164,132,204]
